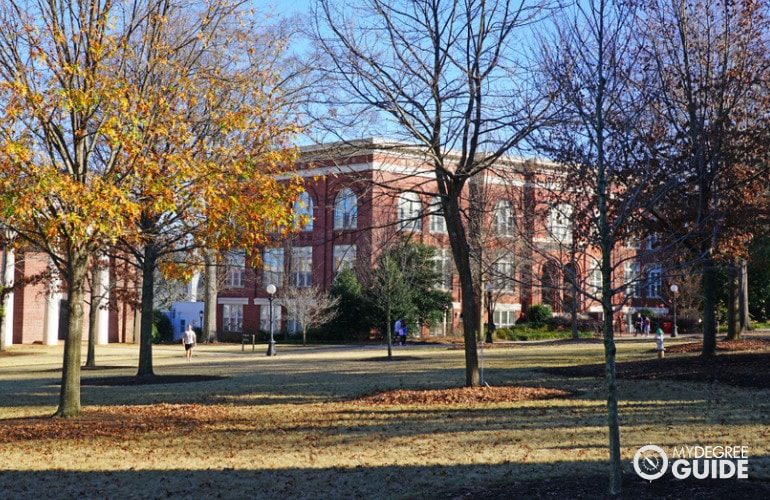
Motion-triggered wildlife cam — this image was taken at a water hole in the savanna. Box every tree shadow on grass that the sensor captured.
[0,462,767,499]
[80,374,227,386]
[542,350,770,389]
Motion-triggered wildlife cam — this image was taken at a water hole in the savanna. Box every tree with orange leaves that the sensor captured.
[0,0,303,417]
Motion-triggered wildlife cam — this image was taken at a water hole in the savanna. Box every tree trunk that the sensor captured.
[701,258,718,357]
[386,305,393,360]
[55,255,89,418]
[739,259,751,334]
[726,262,740,340]
[602,255,622,495]
[204,249,217,343]
[136,243,158,377]
[85,261,99,368]
[443,191,479,386]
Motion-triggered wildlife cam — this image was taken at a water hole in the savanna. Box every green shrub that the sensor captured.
[526,304,552,328]
[152,310,173,344]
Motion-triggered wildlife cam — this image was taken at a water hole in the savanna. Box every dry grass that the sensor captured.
[1,336,769,499]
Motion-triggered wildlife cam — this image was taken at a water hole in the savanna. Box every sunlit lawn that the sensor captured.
[1,337,768,499]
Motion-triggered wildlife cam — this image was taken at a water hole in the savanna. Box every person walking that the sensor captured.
[643,316,651,337]
[393,318,402,346]
[182,324,197,362]
[634,313,643,336]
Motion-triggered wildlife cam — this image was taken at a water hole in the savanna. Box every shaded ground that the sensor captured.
[80,374,226,386]
[469,339,770,498]
[5,339,768,498]
[544,339,770,389]
[452,473,770,499]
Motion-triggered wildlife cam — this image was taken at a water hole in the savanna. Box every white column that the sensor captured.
[44,288,62,346]
[189,271,200,302]
[1,248,14,347]
[44,262,62,346]
[96,264,110,345]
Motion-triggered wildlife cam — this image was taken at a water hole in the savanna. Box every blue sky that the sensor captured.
[262,0,312,16]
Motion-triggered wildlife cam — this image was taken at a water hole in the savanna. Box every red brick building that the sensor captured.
[2,139,668,345]
[0,247,138,346]
[214,138,669,339]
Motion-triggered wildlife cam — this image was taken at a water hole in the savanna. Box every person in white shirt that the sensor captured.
[182,324,197,362]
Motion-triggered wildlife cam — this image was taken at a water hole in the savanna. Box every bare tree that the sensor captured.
[636,0,770,355]
[532,0,675,494]
[310,0,556,386]
[281,284,340,345]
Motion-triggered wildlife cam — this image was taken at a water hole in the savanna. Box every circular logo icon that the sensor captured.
[634,444,668,481]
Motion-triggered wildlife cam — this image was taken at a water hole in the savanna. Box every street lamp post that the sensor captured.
[266,284,277,356]
[670,284,678,338]
[485,283,494,343]
[199,310,205,341]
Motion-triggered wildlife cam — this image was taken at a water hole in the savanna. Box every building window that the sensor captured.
[260,303,281,331]
[290,246,313,287]
[626,237,641,249]
[589,264,602,297]
[491,252,515,292]
[398,192,422,232]
[548,203,573,244]
[333,188,358,230]
[493,200,515,237]
[293,192,313,231]
[224,252,245,288]
[493,308,518,327]
[333,245,356,275]
[624,261,641,298]
[646,264,662,298]
[263,247,284,287]
[223,304,243,332]
[429,196,446,234]
[432,249,454,290]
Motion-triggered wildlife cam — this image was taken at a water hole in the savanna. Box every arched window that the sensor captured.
[293,192,313,231]
[333,188,358,230]
[548,203,573,244]
[398,192,422,232]
[493,200,515,237]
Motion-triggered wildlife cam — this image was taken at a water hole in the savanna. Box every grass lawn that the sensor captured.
[1,335,769,499]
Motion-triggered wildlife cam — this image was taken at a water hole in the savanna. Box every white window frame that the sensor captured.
[262,247,284,288]
[429,196,447,234]
[491,252,515,292]
[398,192,422,232]
[223,303,243,332]
[260,302,282,331]
[290,246,313,287]
[294,192,314,232]
[333,244,357,275]
[493,200,515,237]
[333,188,358,230]
[646,264,662,298]
[493,306,519,328]
[431,249,454,290]
[548,203,573,244]
[224,251,245,288]
[589,264,602,297]
[624,261,641,298]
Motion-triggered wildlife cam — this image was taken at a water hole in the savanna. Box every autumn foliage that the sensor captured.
[0,0,303,416]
